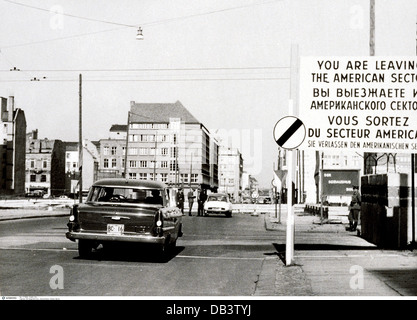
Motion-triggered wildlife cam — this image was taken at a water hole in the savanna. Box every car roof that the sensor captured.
[208,193,228,197]
[92,178,167,189]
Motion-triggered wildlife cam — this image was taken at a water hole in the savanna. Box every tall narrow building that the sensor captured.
[0,96,26,196]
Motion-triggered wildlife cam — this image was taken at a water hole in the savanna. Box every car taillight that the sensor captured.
[67,204,79,231]
[154,210,163,236]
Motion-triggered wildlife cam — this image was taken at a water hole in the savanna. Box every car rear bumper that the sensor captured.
[66,231,166,244]
[205,208,230,214]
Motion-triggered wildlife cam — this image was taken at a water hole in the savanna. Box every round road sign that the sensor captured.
[273,116,306,150]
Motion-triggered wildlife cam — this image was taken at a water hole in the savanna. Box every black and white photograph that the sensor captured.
[1,0,417,305]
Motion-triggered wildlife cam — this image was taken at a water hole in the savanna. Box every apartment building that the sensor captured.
[126,101,219,191]
[0,96,26,196]
[25,133,65,196]
[218,146,243,201]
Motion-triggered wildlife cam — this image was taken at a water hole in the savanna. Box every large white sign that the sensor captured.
[299,57,417,153]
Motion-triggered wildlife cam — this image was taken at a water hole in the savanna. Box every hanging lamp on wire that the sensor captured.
[136,27,144,40]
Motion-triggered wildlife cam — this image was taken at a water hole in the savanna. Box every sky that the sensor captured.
[1,0,417,187]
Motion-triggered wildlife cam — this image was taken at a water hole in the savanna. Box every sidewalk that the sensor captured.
[260,205,417,297]
[0,200,72,221]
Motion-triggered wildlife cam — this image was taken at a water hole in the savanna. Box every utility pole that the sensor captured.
[124,111,130,178]
[412,17,417,249]
[364,0,376,175]
[154,131,158,180]
[370,0,375,56]
[189,152,193,188]
[78,74,83,203]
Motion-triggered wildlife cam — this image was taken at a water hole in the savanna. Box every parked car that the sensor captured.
[66,178,183,260]
[203,193,233,217]
[25,190,45,198]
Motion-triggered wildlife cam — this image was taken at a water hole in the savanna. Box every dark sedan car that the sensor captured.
[66,179,183,259]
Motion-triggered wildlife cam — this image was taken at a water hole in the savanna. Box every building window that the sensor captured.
[160,161,168,168]
[139,173,147,180]
[30,160,35,168]
[103,146,109,155]
[139,160,148,168]
[170,161,178,171]
[191,174,198,183]
[40,175,47,182]
[170,147,177,158]
[161,148,168,156]
[129,160,137,168]
[30,175,36,182]
[111,159,117,168]
[128,173,137,179]
[160,173,168,182]
[42,160,48,169]
[111,146,117,155]
[128,148,138,155]
[129,134,139,142]
[103,159,109,168]
[149,173,155,181]
[180,174,189,183]
[122,147,126,156]
[121,158,125,169]
[139,148,148,155]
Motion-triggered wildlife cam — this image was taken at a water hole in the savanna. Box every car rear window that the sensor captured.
[208,195,227,202]
[88,186,165,205]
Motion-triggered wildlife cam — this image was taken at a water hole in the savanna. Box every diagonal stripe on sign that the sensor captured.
[276,118,303,147]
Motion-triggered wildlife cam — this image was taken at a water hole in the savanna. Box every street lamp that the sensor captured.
[136,27,144,40]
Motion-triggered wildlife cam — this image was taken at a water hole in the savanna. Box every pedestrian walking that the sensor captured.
[347,185,361,231]
[176,188,184,215]
[187,188,195,216]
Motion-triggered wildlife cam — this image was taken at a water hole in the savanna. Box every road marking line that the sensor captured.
[0,247,266,260]
[295,254,403,258]
[0,247,77,252]
[176,255,264,261]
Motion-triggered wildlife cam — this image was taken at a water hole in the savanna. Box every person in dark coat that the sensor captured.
[187,189,195,216]
[176,188,184,215]
[347,185,361,231]
[198,189,207,216]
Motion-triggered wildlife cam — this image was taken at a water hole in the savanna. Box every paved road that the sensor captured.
[0,212,280,297]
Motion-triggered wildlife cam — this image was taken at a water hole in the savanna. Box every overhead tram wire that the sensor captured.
[0,77,290,83]
[1,0,283,50]
[0,66,289,72]
[3,0,282,28]
[0,65,290,82]
[2,0,137,28]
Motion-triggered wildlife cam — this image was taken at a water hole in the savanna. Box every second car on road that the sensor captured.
[203,193,233,217]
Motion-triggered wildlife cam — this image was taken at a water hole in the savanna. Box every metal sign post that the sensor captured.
[286,148,295,265]
[272,44,300,266]
[273,109,303,266]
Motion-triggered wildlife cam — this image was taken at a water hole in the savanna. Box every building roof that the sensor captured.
[93,178,167,189]
[129,101,200,124]
[110,124,127,132]
[64,141,78,152]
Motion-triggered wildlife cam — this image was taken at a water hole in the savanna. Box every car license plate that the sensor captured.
[107,224,124,235]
